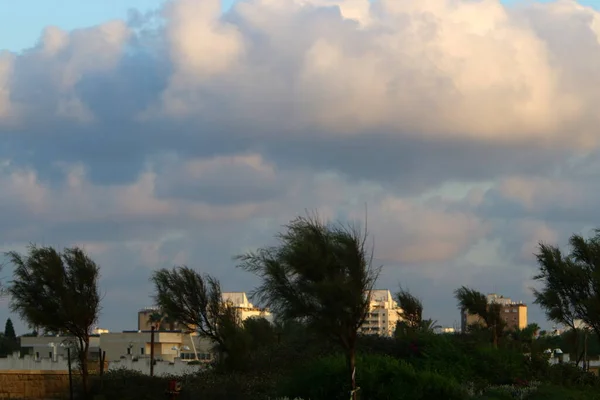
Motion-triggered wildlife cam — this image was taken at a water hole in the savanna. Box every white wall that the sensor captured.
[108,356,204,376]
[0,354,71,371]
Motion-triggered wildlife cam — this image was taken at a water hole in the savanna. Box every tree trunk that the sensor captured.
[346,346,357,400]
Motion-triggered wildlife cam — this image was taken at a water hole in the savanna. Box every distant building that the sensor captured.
[137,307,184,331]
[222,292,273,322]
[359,289,403,337]
[98,331,213,363]
[20,335,101,361]
[434,327,456,334]
[460,293,527,332]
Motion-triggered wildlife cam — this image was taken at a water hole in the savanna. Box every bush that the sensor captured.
[91,368,277,400]
[524,384,600,400]
[279,353,467,400]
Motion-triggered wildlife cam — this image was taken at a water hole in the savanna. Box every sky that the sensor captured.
[2,0,600,335]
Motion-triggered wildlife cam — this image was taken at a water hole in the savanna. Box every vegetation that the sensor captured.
[6,245,101,397]
[151,266,245,367]
[455,286,506,348]
[394,288,440,336]
[7,222,600,400]
[236,214,380,399]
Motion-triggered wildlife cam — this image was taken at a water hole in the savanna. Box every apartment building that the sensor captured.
[359,289,403,337]
[460,293,528,332]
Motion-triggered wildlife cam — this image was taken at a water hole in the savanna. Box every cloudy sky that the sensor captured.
[2,0,600,334]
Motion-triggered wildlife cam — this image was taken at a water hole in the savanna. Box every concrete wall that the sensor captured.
[0,354,70,371]
[108,357,204,376]
[0,370,71,399]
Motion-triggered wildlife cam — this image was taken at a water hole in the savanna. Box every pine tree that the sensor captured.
[4,318,16,340]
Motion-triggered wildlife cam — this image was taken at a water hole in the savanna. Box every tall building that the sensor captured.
[359,289,403,337]
[460,293,527,332]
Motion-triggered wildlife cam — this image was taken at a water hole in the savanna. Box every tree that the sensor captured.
[395,288,423,329]
[236,214,380,400]
[4,318,16,340]
[454,286,505,347]
[532,232,600,362]
[151,267,242,363]
[7,245,101,397]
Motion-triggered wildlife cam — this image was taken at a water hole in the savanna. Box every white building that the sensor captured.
[222,292,273,322]
[359,290,403,337]
[20,335,101,361]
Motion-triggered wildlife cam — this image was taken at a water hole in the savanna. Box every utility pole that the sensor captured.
[150,326,155,377]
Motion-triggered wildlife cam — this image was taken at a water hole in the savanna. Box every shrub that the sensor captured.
[279,353,467,400]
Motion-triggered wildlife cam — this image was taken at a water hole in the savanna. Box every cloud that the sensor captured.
[3,0,600,332]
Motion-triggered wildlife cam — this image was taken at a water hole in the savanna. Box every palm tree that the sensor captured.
[236,214,380,400]
[454,286,505,347]
[148,312,164,330]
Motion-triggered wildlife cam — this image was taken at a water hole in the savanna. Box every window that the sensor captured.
[127,347,131,355]
[140,347,145,355]
[49,352,53,359]
[36,352,39,359]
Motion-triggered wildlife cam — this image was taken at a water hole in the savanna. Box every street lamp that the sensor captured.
[48,342,57,362]
[171,345,190,358]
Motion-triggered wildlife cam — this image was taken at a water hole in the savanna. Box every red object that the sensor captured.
[168,380,181,392]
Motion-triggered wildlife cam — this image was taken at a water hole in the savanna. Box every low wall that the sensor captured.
[108,357,203,376]
[0,370,72,399]
[0,355,70,371]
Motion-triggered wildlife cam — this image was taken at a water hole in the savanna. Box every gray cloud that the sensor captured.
[3,0,600,333]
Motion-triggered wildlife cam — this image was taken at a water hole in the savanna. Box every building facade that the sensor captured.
[222,292,273,322]
[359,290,402,337]
[20,335,101,361]
[460,293,528,332]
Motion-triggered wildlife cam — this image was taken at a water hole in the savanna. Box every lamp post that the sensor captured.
[171,346,190,359]
[48,342,57,362]
[60,342,74,400]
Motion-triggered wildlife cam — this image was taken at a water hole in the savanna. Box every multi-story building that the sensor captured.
[359,289,403,337]
[222,292,273,322]
[460,293,527,332]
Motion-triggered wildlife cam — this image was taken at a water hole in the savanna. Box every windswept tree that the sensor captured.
[236,214,380,400]
[7,245,101,397]
[454,286,505,347]
[396,288,423,329]
[394,288,439,336]
[533,230,600,359]
[151,267,242,363]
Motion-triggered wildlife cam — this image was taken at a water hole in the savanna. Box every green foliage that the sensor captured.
[236,214,381,397]
[454,287,505,347]
[4,318,16,339]
[6,244,101,396]
[151,266,244,367]
[525,385,600,400]
[93,368,277,400]
[279,353,467,400]
[534,230,600,338]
